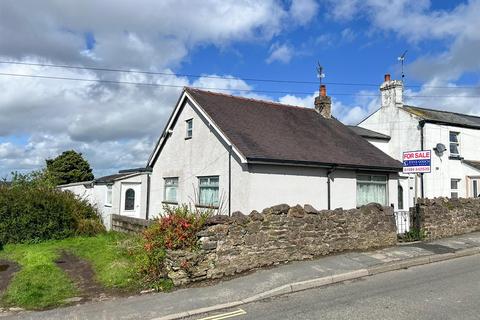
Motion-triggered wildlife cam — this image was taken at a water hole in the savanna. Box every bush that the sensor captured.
[136,205,211,289]
[0,175,104,244]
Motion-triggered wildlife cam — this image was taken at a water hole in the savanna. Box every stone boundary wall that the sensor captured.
[414,198,480,240]
[166,203,397,285]
[111,214,153,234]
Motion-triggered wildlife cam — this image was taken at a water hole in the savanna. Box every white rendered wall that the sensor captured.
[59,183,112,229]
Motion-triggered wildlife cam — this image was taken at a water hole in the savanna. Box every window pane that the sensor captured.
[357,175,371,181]
[125,188,135,210]
[451,192,458,199]
[164,178,178,202]
[473,180,478,198]
[357,180,387,206]
[372,176,387,182]
[199,176,219,206]
[451,179,459,189]
[450,143,459,155]
[186,119,193,138]
[106,186,112,205]
[398,185,404,210]
[449,132,459,143]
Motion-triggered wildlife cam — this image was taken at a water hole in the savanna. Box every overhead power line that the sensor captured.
[1,60,479,90]
[0,72,480,98]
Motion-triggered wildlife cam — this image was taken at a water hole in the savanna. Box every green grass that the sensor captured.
[0,232,140,310]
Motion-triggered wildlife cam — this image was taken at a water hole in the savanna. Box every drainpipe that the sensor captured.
[419,120,425,199]
[327,167,336,210]
[145,174,151,220]
[228,145,232,216]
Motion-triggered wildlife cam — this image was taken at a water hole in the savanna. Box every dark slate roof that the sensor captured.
[347,126,390,140]
[404,105,480,129]
[186,88,402,171]
[94,173,132,184]
[119,167,152,174]
[464,160,480,171]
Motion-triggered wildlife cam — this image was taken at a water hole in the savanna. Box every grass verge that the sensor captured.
[0,232,139,310]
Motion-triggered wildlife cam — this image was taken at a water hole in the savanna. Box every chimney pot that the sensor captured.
[384,73,391,82]
[315,85,332,119]
[320,84,327,97]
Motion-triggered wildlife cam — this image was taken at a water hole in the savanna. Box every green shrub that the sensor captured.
[0,176,104,244]
[136,205,211,289]
[401,228,426,242]
[76,218,106,236]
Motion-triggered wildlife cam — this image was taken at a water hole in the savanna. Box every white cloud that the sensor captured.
[0,0,323,178]
[289,0,319,25]
[0,61,256,177]
[266,42,295,64]
[326,0,480,81]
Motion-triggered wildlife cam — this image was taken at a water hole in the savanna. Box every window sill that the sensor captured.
[195,204,219,209]
[162,201,178,205]
[104,204,112,207]
[185,137,192,140]
[449,155,463,160]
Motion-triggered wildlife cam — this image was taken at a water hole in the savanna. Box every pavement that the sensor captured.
[3,232,480,320]
[189,253,480,320]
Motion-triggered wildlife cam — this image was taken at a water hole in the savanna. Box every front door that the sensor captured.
[120,183,141,217]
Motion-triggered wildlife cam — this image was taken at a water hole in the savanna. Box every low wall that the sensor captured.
[166,203,397,285]
[111,214,153,234]
[414,198,480,240]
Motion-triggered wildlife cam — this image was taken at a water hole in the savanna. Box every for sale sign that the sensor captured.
[403,150,431,173]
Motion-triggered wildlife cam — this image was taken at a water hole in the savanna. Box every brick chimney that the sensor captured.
[380,73,403,108]
[315,84,332,118]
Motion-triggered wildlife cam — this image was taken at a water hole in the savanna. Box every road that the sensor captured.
[190,254,480,320]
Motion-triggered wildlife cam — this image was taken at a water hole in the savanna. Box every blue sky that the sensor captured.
[0,0,479,178]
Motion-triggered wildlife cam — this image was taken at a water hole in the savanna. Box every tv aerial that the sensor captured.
[397,50,407,80]
[316,62,325,85]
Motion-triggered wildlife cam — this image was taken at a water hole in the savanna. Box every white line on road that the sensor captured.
[197,308,246,320]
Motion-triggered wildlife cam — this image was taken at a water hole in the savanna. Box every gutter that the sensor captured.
[247,158,402,173]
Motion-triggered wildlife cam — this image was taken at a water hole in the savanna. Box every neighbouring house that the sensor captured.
[147,86,403,217]
[357,74,480,209]
[58,168,151,229]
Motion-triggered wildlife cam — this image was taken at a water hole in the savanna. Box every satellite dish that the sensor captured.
[434,143,446,156]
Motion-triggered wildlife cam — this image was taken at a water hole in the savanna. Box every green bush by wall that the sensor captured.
[0,183,104,244]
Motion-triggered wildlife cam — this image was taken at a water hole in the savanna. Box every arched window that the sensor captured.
[125,188,135,210]
[398,185,404,210]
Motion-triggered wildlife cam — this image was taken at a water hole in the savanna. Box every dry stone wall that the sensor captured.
[166,203,397,285]
[414,198,480,240]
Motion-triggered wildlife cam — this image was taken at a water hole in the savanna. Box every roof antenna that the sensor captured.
[316,62,325,89]
[397,50,407,81]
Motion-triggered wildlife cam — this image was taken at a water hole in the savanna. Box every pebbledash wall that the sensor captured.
[413,197,480,240]
[165,203,397,285]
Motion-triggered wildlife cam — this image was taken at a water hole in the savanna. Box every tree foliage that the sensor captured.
[45,150,94,185]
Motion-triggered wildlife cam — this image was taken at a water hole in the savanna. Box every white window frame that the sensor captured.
[356,174,388,207]
[105,185,112,207]
[186,119,193,139]
[198,176,220,207]
[163,177,179,203]
[451,178,460,199]
[449,131,460,157]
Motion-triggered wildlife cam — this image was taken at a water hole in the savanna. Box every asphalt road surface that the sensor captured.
[190,254,480,320]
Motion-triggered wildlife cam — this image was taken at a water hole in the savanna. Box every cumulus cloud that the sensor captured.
[289,0,319,25]
[266,42,295,64]
[326,0,480,81]
[0,0,321,177]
